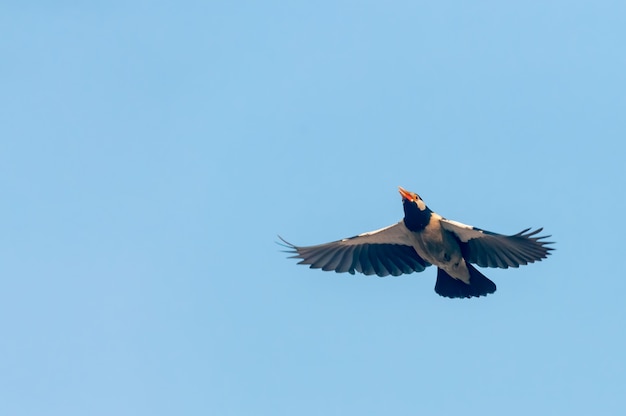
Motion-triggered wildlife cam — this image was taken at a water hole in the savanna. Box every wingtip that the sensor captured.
[276,235,295,247]
[518,228,555,245]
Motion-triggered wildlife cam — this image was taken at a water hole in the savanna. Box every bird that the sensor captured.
[280,187,553,299]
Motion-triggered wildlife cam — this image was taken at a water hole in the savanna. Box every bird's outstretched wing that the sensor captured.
[440,219,554,268]
[279,222,430,277]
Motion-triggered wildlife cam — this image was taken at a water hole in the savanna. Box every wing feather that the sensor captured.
[335,246,355,274]
[359,245,375,275]
[441,219,554,269]
[279,222,430,277]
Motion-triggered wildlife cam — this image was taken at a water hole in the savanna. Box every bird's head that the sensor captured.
[399,187,427,210]
[398,186,432,231]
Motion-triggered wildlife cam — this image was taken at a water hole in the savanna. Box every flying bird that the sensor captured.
[280,187,553,299]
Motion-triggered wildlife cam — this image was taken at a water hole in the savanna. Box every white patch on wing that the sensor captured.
[336,222,414,246]
[440,219,487,243]
[443,219,475,230]
[354,224,397,237]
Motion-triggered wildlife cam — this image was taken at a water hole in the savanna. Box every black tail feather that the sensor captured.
[435,264,496,299]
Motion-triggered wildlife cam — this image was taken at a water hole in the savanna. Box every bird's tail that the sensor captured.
[435,263,496,299]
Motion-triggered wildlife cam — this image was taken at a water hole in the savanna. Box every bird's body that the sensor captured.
[406,211,470,282]
[281,187,553,298]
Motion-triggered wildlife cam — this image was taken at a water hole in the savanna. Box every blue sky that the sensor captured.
[1,1,625,415]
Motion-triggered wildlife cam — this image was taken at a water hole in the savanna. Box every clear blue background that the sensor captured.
[1,1,625,415]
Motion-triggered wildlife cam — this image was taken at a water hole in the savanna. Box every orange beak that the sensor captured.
[398,186,414,201]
